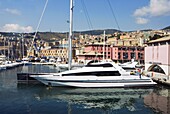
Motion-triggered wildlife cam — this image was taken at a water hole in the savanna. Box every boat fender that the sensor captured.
[152,72,154,77]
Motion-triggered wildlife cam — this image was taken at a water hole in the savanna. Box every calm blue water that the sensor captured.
[0,64,170,114]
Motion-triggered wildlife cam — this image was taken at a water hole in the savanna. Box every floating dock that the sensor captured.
[17,72,48,84]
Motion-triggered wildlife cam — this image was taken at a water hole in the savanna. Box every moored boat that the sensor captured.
[30,61,156,87]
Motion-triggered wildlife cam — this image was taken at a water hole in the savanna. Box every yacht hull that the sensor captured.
[31,75,156,88]
[30,62,157,88]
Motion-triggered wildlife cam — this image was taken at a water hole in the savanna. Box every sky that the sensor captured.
[0,0,170,33]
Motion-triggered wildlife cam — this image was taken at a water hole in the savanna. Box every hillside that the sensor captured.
[37,32,66,41]
[74,29,121,35]
[162,25,170,30]
[38,29,120,41]
[0,29,120,41]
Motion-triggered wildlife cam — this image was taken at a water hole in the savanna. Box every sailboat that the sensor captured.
[30,0,156,88]
[0,55,7,70]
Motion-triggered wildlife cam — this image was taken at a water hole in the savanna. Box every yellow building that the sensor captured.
[40,47,68,59]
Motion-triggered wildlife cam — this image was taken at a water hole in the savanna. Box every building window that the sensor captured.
[123,52,128,59]
[154,43,158,46]
[168,41,170,45]
[130,41,132,45]
[118,52,121,59]
[160,42,166,45]
[118,47,122,50]
[138,53,143,59]
[131,52,135,59]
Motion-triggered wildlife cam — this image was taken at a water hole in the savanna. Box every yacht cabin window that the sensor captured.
[62,71,121,76]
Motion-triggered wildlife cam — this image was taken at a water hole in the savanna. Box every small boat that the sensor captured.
[119,61,138,69]
[30,61,156,88]
[0,55,6,62]
[57,63,69,70]
[56,62,84,70]
[0,64,6,70]
[118,59,138,70]
[22,57,32,65]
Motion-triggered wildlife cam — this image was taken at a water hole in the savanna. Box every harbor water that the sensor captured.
[0,64,170,114]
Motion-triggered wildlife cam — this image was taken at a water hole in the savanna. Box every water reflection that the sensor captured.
[43,88,151,111]
[144,86,170,114]
[0,68,18,89]
[0,65,170,114]
[17,85,154,113]
[17,85,170,114]
[0,65,58,89]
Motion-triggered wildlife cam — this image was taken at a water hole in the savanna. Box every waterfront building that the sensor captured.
[76,43,144,64]
[76,43,111,63]
[40,47,68,60]
[145,36,170,78]
[111,46,144,63]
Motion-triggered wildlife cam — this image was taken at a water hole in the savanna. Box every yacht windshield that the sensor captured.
[85,63,113,67]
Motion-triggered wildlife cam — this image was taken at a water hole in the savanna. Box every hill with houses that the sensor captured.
[0,25,169,41]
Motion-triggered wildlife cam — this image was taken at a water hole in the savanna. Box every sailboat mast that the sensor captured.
[68,0,73,70]
[103,30,105,61]
[22,34,24,58]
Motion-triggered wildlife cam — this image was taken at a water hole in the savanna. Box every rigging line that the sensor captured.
[34,0,49,38]
[106,0,121,31]
[81,0,93,30]
[27,0,48,57]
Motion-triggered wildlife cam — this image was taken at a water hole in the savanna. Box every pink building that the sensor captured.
[76,44,111,63]
[145,36,170,76]
[76,44,144,64]
[111,46,144,63]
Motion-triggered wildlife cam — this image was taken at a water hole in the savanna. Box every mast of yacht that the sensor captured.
[8,39,10,62]
[3,36,5,56]
[68,0,73,70]
[103,30,105,61]
[22,34,24,59]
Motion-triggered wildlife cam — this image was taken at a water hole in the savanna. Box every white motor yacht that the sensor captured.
[30,61,156,88]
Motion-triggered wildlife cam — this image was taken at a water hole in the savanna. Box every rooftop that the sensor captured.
[147,35,170,43]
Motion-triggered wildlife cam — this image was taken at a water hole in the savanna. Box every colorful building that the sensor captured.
[111,46,144,63]
[76,43,144,64]
[76,43,111,63]
[145,36,170,77]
